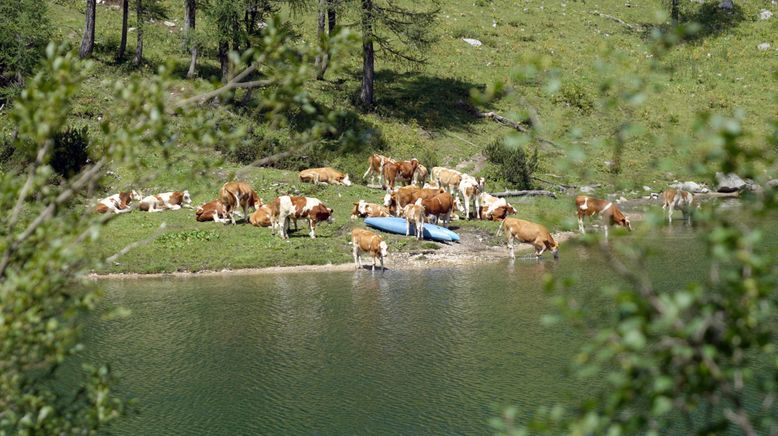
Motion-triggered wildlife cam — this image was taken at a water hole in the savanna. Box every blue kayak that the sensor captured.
[364,217,460,242]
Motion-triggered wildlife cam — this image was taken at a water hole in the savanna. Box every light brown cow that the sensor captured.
[299,167,352,186]
[420,191,457,227]
[139,191,192,212]
[383,186,445,216]
[502,218,559,259]
[661,188,695,223]
[352,228,389,271]
[478,192,516,221]
[430,167,462,196]
[270,195,333,239]
[575,195,631,238]
[95,190,140,214]
[249,205,273,227]
[412,164,428,186]
[382,158,419,189]
[195,199,228,223]
[402,198,426,240]
[351,200,390,219]
[363,153,395,186]
[219,182,262,225]
[459,174,485,219]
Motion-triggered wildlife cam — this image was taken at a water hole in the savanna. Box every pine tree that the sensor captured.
[117,0,129,60]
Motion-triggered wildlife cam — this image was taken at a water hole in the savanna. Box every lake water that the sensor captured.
[77,222,769,434]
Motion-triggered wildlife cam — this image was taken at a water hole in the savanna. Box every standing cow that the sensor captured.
[662,188,695,223]
[363,153,395,186]
[351,228,389,271]
[502,218,559,259]
[382,159,419,189]
[575,195,631,238]
[270,195,333,239]
[219,182,262,225]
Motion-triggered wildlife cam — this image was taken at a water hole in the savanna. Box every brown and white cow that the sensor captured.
[299,167,352,186]
[402,198,426,240]
[430,167,463,197]
[382,158,419,189]
[270,195,333,239]
[139,190,192,212]
[219,182,262,225]
[661,188,695,223]
[575,195,631,238]
[502,218,559,259]
[383,186,445,216]
[420,191,457,227]
[478,192,517,221]
[195,199,229,223]
[458,174,485,219]
[352,228,389,271]
[249,204,273,227]
[351,200,390,219]
[95,190,140,214]
[412,164,428,186]
[363,153,395,186]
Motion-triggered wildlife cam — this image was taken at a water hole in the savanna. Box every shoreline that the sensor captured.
[87,231,576,280]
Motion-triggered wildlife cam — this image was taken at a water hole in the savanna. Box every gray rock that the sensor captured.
[642,185,652,191]
[715,172,747,193]
[670,181,710,193]
[462,38,482,47]
[758,43,772,51]
[759,9,773,20]
[579,185,596,194]
[766,179,778,189]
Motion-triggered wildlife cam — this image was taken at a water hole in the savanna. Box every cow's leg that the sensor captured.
[353,244,360,269]
[475,195,481,220]
[604,222,610,240]
[668,203,674,224]
[406,218,411,237]
[418,220,424,240]
[379,255,384,271]
[508,235,515,259]
[577,212,585,234]
[308,219,316,239]
[168,204,181,210]
[371,256,376,272]
[535,240,546,257]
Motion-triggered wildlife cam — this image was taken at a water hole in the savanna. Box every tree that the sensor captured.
[356,0,438,110]
[133,0,144,66]
[184,0,197,78]
[315,0,338,80]
[117,0,129,60]
[79,0,96,58]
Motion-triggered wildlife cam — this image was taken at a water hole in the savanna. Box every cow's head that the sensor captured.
[383,189,394,207]
[379,240,389,259]
[551,241,560,259]
[340,174,352,186]
[351,202,360,220]
[130,190,141,201]
[477,177,486,192]
[612,208,632,231]
[326,207,334,223]
[250,191,263,209]
[182,190,192,207]
[506,204,517,215]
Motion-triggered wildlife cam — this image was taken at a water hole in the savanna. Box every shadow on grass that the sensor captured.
[641,2,747,44]
[368,70,487,131]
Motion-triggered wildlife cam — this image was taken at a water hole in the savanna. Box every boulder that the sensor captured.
[766,179,778,189]
[462,38,482,47]
[758,43,771,51]
[715,172,747,193]
[670,181,710,193]
[759,9,773,20]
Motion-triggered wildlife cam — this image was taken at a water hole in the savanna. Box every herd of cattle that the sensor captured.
[93,153,699,271]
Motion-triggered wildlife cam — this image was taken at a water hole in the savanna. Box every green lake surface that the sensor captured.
[76,220,774,434]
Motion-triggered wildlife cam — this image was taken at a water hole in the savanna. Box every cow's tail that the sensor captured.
[496,220,505,237]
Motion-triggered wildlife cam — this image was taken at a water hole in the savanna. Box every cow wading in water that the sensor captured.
[351,228,389,271]
[575,195,631,238]
[661,188,695,224]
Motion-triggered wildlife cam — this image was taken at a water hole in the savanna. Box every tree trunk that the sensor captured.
[117,0,129,60]
[79,0,96,59]
[315,0,329,80]
[184,0,197,78]
[218,40,229,82]
[133,0,143,66]
[327,0,336,34]
[670,0,679,22]
[359,0,374,110]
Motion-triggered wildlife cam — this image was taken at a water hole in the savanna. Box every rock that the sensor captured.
[758,43,771,51]
[670,181,709,193]
[642,185,652,191]
[579,185,596,194]
[766,179,778,189]
[164,21,176,27]
[128,27,136,32]
[759,9,773,20]
[617,196,628,203]
[715,172,747,193]
[462,38,482,47]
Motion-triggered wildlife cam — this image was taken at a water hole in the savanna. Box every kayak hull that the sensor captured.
[364,217,460,242]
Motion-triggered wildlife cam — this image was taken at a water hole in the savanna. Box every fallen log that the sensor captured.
[479,111,561,149]
[696,191,740,198]
[489,190,557,199]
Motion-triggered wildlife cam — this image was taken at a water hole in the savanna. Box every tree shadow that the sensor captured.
[367,70,488,131]
[640,2,747,44]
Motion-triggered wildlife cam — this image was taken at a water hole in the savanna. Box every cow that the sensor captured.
[219,182,262,225]
[420,191,457,227]
[402,198,426,240]
[351,228,389,271]
[383,186,444,216]
[195,199,229,223]
[270,195,333,239]
[95,190,140,214]
[249,204,273,227]
[502,218,559,259]
[412,164,429,186]
[430,167,463,198]
[382,158,419,189]
[299,167,352,186]
[662,188,695,223]
[363,153,395,186]
[575,195,632,238]
[139,190,192,212]
[351,200,390,219]
[459,175,485,219]
[478,192,516,221]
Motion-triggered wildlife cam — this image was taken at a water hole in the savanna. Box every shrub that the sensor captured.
[553,81,594,114]
[483,137,538,189]
[51,126,90,179]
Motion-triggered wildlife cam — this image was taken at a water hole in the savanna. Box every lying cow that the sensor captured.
[382,158,419,189]
[139,190,192,212]
[459,174,485,220]
[363,153,395,186]
[420,191,457,227]
[195,199,228,223]
[351,228,389,271]
[249,204,273,227]
[299,167,352,186]
[478,192,516,221]
[403,198,426,240]
[220,181,262,224]
[351,200,390,219]
[575,195,632,238]
[95,190,140,214]
[503,218,559,259]
[662,188,695,223]
[270,195,333,239]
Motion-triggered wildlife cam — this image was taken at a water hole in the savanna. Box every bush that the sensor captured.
[553,81,594,114]
[51,126,90,179]
[483,137,538,189]
[0,0,50,95]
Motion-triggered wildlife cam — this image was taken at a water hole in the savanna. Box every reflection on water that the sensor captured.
[74,224,729,434]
